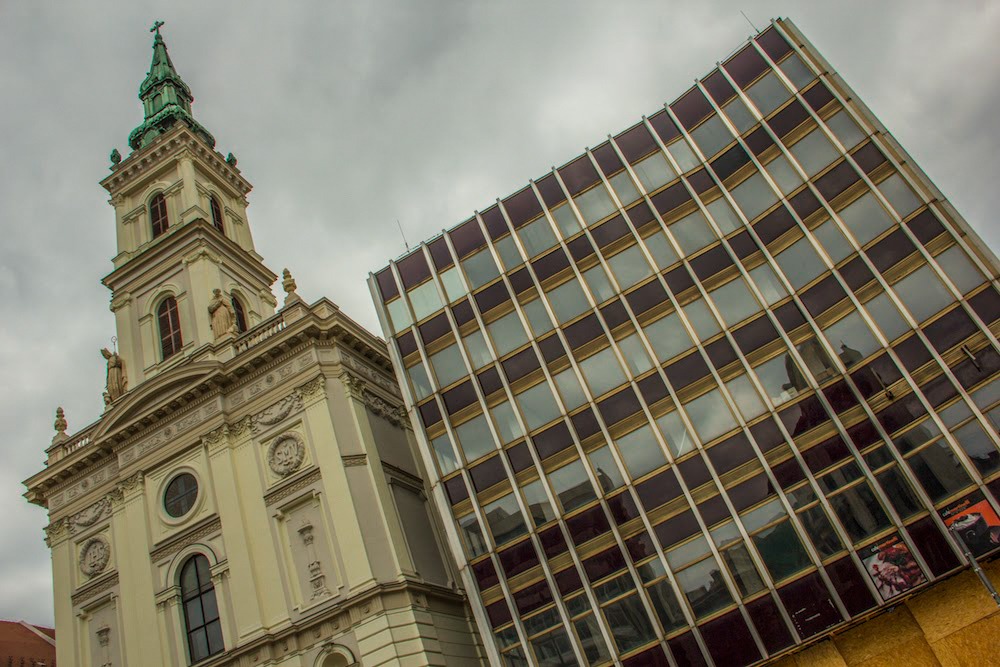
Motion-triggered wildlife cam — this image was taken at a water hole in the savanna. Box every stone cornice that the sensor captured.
[26,302,398,507]
[101,218,277,292]
[101,125,251,198]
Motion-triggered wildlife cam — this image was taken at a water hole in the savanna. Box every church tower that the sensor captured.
[101,22,276,386]
[25,24,485,667]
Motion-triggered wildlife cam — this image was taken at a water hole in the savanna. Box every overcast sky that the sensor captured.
[2,1,998,628]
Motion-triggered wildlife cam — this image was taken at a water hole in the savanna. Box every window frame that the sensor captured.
[158,296,184,360]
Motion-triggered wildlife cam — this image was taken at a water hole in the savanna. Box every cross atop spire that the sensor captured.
[126,22,215,152]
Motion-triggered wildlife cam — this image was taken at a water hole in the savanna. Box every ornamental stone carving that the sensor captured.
[70,497,112,534]
[267,433,305,476]
[79,536,111,576]
[255,393,303,427]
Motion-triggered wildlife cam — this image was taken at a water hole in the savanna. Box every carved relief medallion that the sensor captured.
[79,536,111,576]
[267,433,305,476]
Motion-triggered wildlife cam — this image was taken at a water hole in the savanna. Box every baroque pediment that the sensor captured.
[94,360,223,444]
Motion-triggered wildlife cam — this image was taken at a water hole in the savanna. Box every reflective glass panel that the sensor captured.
[582,264,616,302]
[825,110,866,149]
[440,266,468,301]
[488,311,529,356]
[610,171,641,205]
[554,368,588,410]
[731,172,778,222]
[813,220,854,263]
[789,127,839,177]
[838,192,895,246]
[749,262,788,305]
[765,154,803,195]
[407,362,433,400]
[464,329,494,368]
[574,185,617,225]
[711,277,761,326]
[547,279,591,324]
[456,414,497,462]
[633,152,676,193]
[893,264,954,323]
[463,248,500,289]
[607,245,654,289]
[516,382,562,431]
[676,556,734,618]
[685,389,738,442]
[747,71,791,116]
[643,312,694,362]
[656,410,696,456]
[483,495,528,546]
[707,196,743,233]
[430,344,468,387]
[670,209,716,255]
[549,460,597,511]
[491,401,524,444]
[616,424,667,479]
[667,138,701,173]
[522,480,556,527]
[579,347,627,397]
[589,446,625,494]
[519,217,559,257]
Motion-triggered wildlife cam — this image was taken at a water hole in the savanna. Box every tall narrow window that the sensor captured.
[210,195,224,234]
[179,555,224,663]
[150,193,169,238]
[231,296,247,333]
[158,297,183,359]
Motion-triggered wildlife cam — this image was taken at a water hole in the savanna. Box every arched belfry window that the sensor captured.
[158,297,183,360]
[150,192,169,238]
[231,296,247,333]
[209,195,224,235]
[179,555,224,663]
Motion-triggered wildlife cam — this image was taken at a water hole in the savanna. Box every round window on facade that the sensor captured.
[164,472,199,518]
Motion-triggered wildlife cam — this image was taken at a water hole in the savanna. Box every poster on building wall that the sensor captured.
[940,493,1000,558]
[860,534,926,601]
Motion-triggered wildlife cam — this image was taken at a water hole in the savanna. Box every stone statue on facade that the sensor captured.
[101,348,127,404]
[208,288,237,339]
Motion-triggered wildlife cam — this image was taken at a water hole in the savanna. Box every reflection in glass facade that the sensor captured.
[370,18,1000,666]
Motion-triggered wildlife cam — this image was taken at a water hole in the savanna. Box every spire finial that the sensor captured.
[126,21,216,152]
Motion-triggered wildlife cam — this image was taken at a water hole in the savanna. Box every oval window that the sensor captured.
[164,472,199,518]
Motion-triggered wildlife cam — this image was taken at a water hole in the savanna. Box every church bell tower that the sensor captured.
[100,22,277,388]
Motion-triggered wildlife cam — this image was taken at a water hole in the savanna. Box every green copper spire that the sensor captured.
[127,21,215,151]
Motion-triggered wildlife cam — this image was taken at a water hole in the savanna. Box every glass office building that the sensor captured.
[370,18,1000,667]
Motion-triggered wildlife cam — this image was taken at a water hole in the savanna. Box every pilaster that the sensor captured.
[204,423,272,640]
[108,472,164,666]
[304,376,380,593]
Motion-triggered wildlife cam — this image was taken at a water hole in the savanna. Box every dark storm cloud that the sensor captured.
[2,0,998,626]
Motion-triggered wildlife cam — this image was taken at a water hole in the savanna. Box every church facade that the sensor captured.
[23,27,485,667]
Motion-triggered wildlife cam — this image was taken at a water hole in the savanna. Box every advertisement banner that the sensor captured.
[940,493,1000,558]
[860,534,926,601]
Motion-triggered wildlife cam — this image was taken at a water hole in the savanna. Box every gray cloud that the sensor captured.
[2,0,998,627]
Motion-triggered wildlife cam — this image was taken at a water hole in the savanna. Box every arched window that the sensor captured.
[179,555,224,663]
[209,195,224,235]
[158,297,183,359]
[231,296,247,333]
[150,193,169,238]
